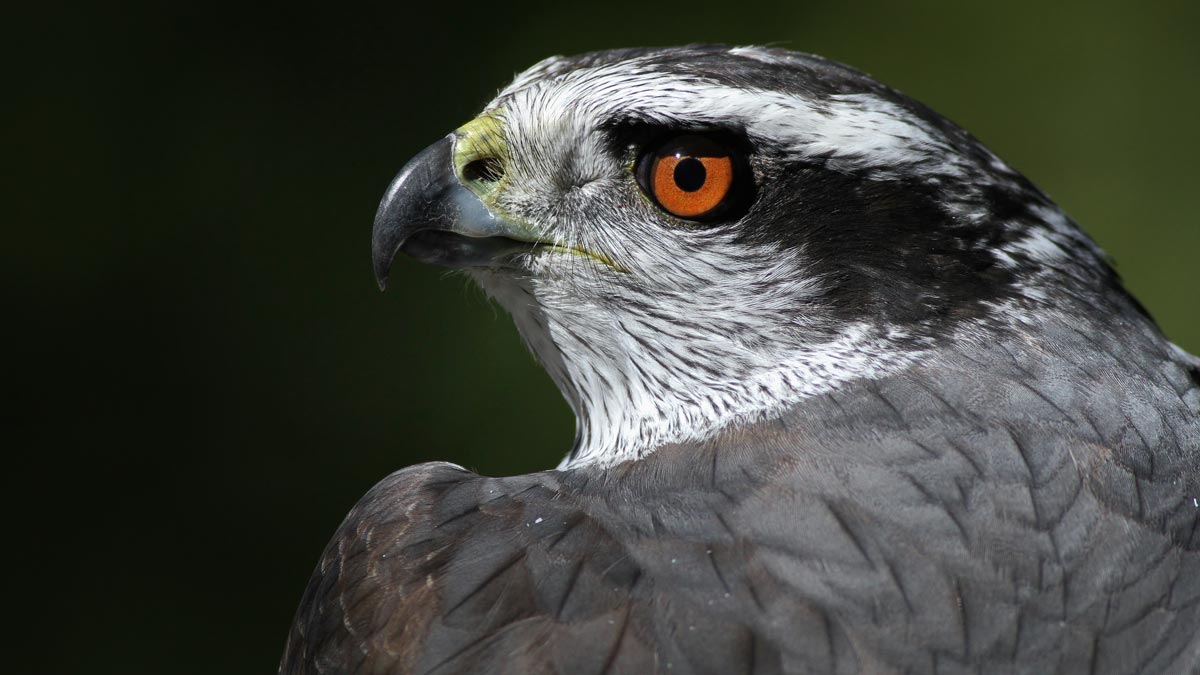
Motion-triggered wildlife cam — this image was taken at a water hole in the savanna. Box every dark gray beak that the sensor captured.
[371,135,536,290]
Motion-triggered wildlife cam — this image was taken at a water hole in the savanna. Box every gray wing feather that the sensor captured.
[283,316,1200,674]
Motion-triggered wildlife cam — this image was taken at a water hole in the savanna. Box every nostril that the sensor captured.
[462,157,505,184]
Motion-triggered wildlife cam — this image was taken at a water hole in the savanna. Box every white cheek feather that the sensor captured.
[473,239,929,469]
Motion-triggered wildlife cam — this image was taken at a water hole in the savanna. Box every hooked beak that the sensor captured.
[370,135,539,290]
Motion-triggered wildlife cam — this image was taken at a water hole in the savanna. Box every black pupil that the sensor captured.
[673,157,706,192]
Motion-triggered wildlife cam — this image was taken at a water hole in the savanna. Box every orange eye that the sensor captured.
[638,135,745,221]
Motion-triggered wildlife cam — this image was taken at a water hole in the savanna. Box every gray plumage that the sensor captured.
[282,46,1200,674]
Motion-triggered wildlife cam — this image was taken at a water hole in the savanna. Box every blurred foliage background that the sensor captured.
[8,1,1197,673]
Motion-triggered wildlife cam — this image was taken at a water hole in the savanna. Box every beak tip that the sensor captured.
[373,255,394,292]
[372,136,470,290]
[372,224,401,292]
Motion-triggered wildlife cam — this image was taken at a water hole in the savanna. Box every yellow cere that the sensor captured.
[453,114,510,197]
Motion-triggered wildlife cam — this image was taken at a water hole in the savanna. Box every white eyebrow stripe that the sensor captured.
[492,63,970,179]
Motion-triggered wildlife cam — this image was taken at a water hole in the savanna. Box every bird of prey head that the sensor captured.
[373,44,1121,469]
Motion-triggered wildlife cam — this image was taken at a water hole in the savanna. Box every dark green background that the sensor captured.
[10,1,1196,673]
